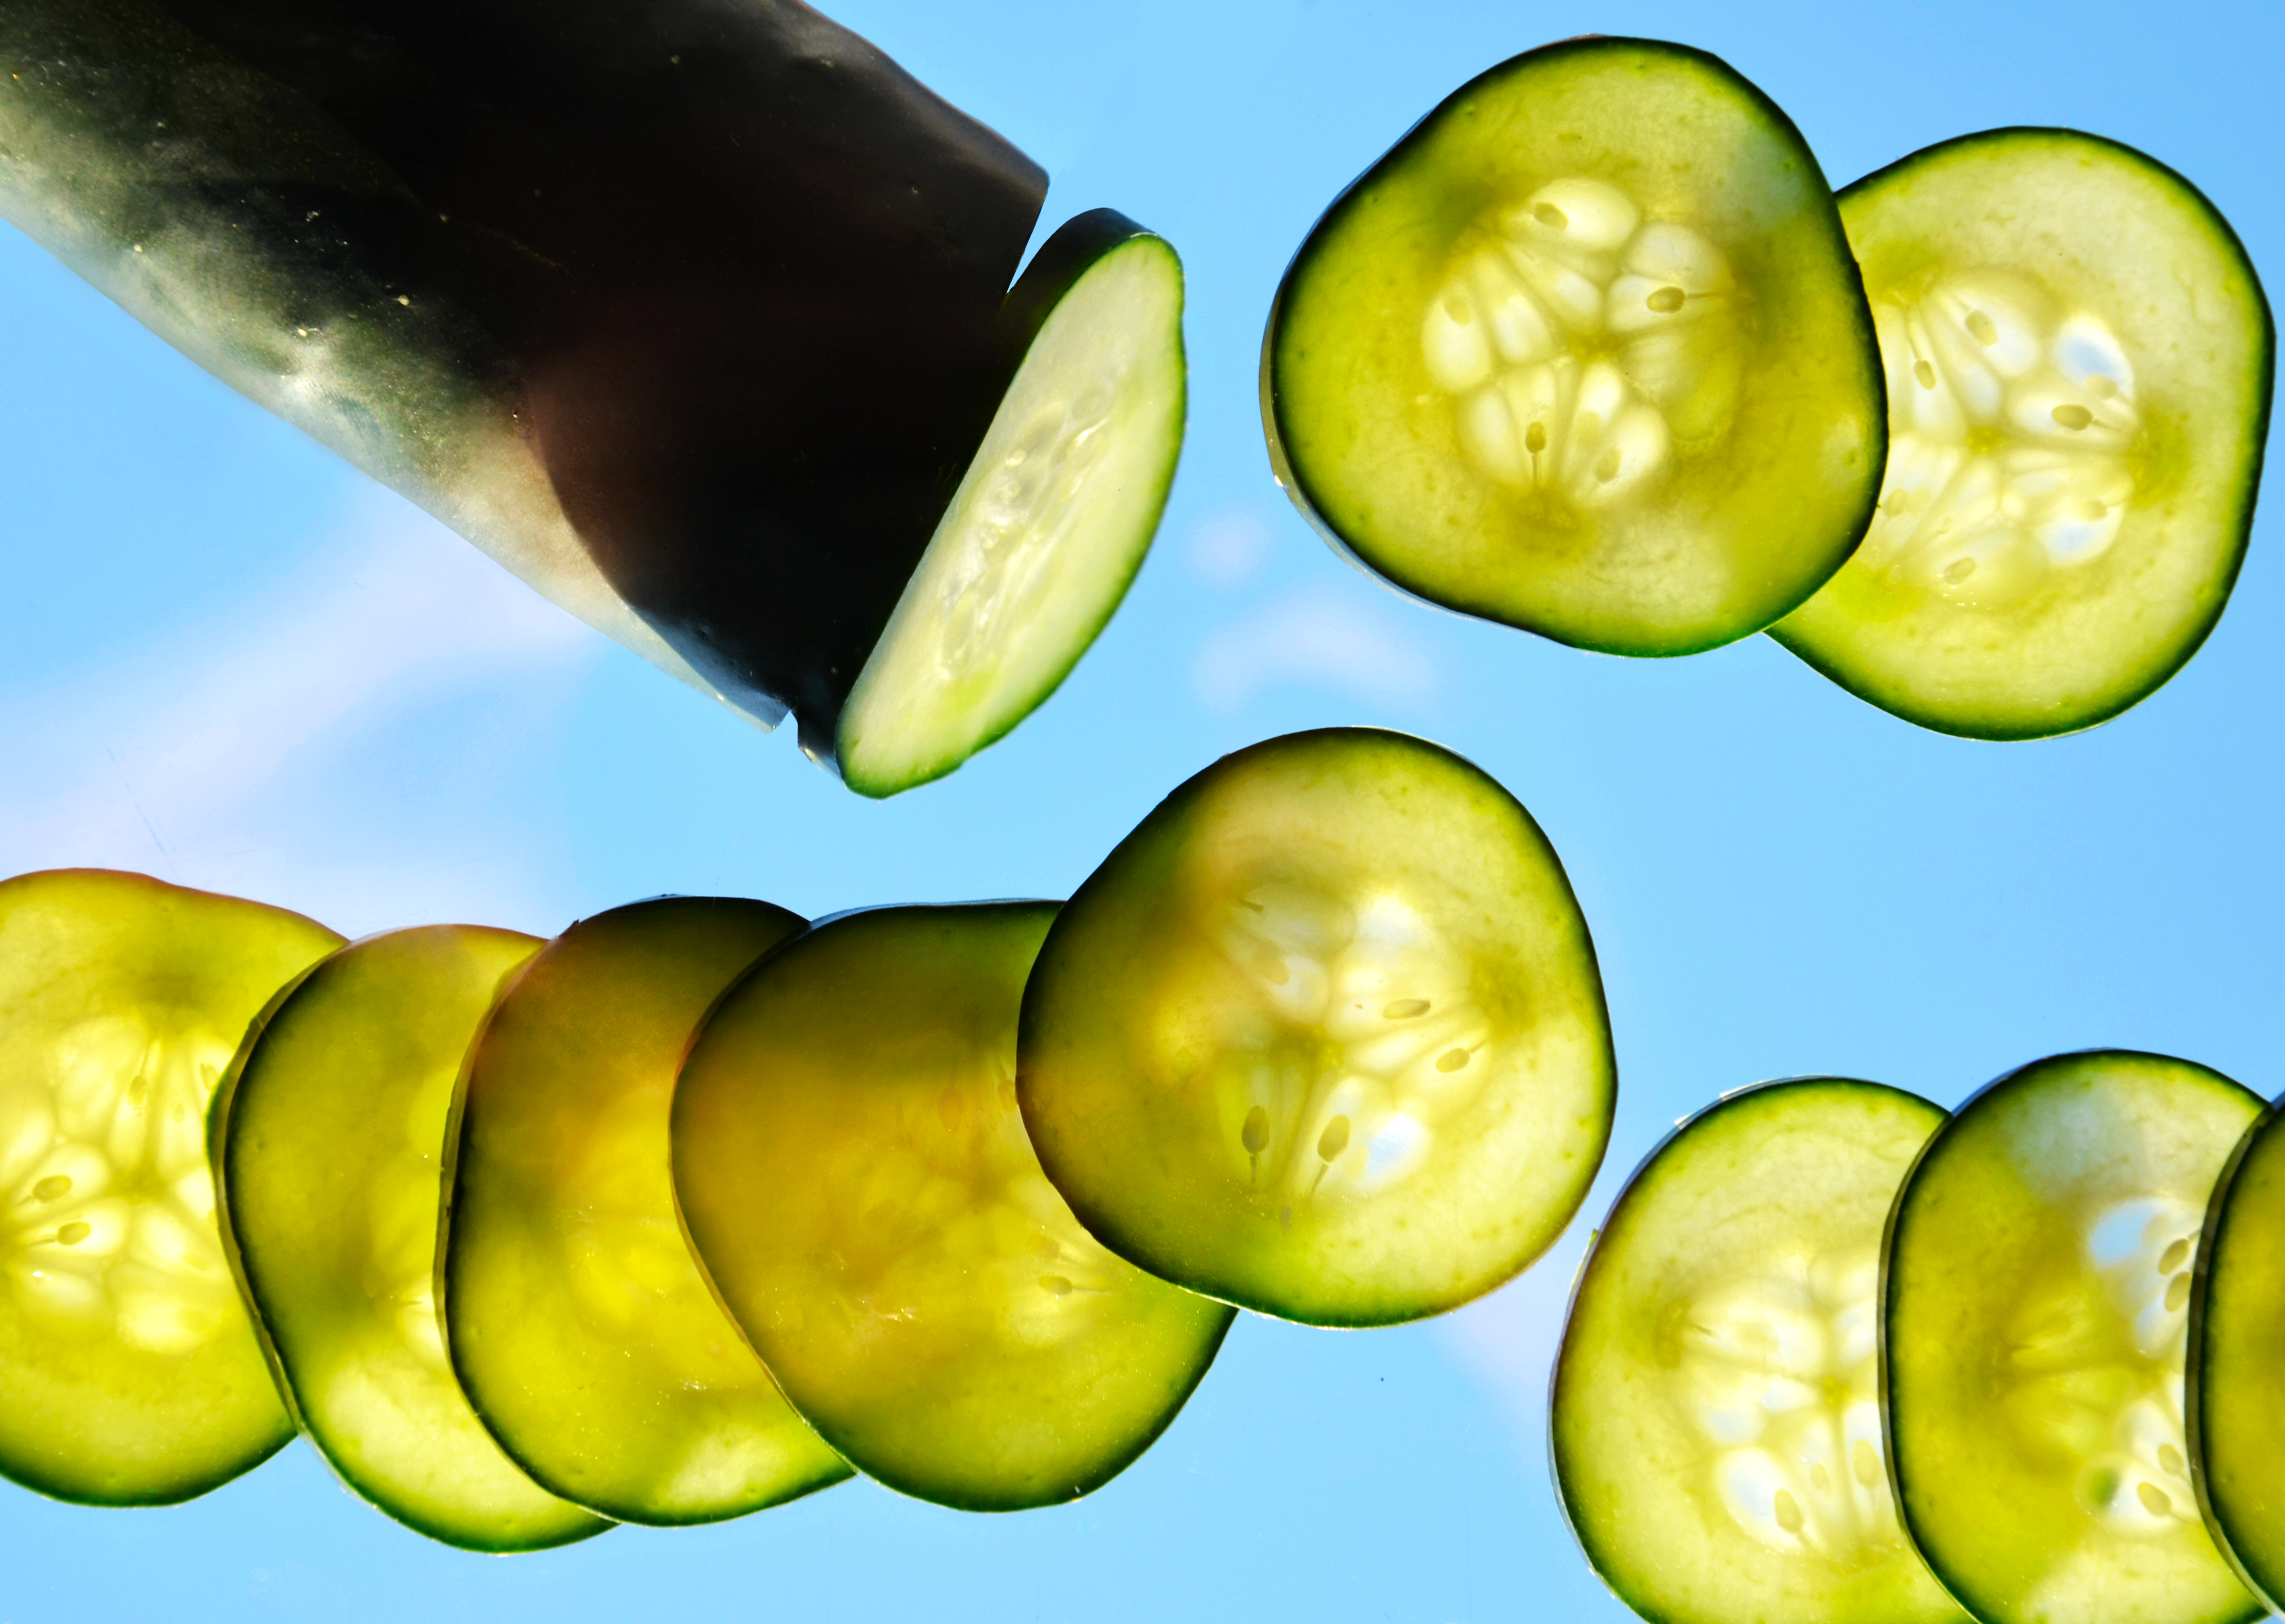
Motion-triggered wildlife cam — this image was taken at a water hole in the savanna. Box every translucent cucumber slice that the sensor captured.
[1772,129,2274,737]
[838,211,1186,797]
[1261,36,1883,655]
[213,925,610,1551]
[1552,1079,1969,1624]
[1018,728,1613,1327]
[672,904,1232,1511]
[1885,1050,2262,1624]
[2190,1097,2285,1609]
[0,869,339,1505]
[442,897,850,1525]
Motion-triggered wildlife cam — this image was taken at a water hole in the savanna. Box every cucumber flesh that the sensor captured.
[0,870,339,1505]
[1772,130,2273,737]
[1263,37,1882,655]
[1884,1051,2262,1624]
[837,211,1186,797]
[213,926,610,1551]
[2190,1099,2285,1609]
[1017,729,1614,1327]
[442,897,850,1525]
[672,904,1232,1512]
[1553,1079,1968,1624]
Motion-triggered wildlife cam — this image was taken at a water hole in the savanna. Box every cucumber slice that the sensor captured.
[2190,1097,2285,1609]
[1552,1079,1967,1624]
[672,904,1232,1511]
[1017,728,1613,1327]
[1261,37,1882,655]
[1885,1050,2262,1624]
[1771,130,2273,737]
[442,897,851,1525]
[837,211,1186,797]
[213,925,610,1551]
[0,869,339,1505]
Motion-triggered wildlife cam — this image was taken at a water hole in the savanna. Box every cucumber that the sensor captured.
[1884,1050,2262,1624]
[1552,1079,1967,1624]
[837,211,1186,797]
[442,896,851,1525]
[0,1,1178,785]
[672,903,1232,1512]
[1771,130,2273,737]
[1017,728,1613,1327]
[212,925,610,1551]
[2189,1097,2285,1609]
[0,869,339,1505]
[1261,36,1883,656]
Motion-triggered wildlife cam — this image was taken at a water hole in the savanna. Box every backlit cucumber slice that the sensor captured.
[442,897,850,1525]
[1262,37,1882,655]
[838,211,1186,797]
[213,926,610,1551]
[672,904,1232,1511]
[1885,1051,2262,1624]
[1553,1079,1967,1624]
[1018,729,1613,1327]
[2190,1097,2285,1609]
[1772,130,2273,737]
[0,869,339,1505]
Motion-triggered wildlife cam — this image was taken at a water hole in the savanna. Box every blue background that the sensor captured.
[1,1,2278,1618]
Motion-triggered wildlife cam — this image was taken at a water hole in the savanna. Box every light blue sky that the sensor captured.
[1,1,2279,1619]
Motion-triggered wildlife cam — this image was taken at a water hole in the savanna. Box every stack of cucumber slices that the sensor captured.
[0,729,1616,1545]
[1556,1054,2285,1624]
[1266,36,2270,738]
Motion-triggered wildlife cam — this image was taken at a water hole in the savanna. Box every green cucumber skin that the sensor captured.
[1770,128,2275,742]
[2187,1100,2280,1610]
[1260,35,1885,658]
[3,0,1046,754]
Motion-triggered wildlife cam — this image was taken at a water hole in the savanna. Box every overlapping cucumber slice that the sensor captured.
[838,211,1186,797]
[0,870,339,1505]
[1773,131,2273,737]
[1884,1050,2262,1624]
[2190,1095,2285,1610]
[1018,729,1613,1327]
[442,897,850,1525]
[674,904,1232,1511]
[1553,1079,1967,1624]
[1262,36,1883,655]
[213,926,609,1551]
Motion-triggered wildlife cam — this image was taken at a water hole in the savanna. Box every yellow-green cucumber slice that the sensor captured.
[0,869,339,1505]
[672,903,1232,1511]
[2190,1096,2285,1609]
[213,925,610,1551]
[1262,36,1883,656]
[1772,129,2273,737]
[838,211,1187,797]
[1552,1079,1968,1624]
[1018,728,1613,1327]
[1885,1050,2262,1624]
[442,897,850,1525]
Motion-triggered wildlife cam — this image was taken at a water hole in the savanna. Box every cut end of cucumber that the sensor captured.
[837,213,1186,797]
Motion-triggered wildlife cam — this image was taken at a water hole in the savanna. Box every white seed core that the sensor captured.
[1857,271,2140,606]
[1420,178,1738,509]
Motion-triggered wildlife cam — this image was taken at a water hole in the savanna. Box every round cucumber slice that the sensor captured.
[213,925,610,1551]
[1018,728,1613,1327]
[1885,1050,2263,1624]
[672,903,1232,1512]
[1262,36,1882,656]
[0,869,339,1506]
[1553,1079,1969,1624]
[1771,129,2274,737]
[2189,1097,2285,1609]
[442,896,851,1525]
[838,211,1186,798]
